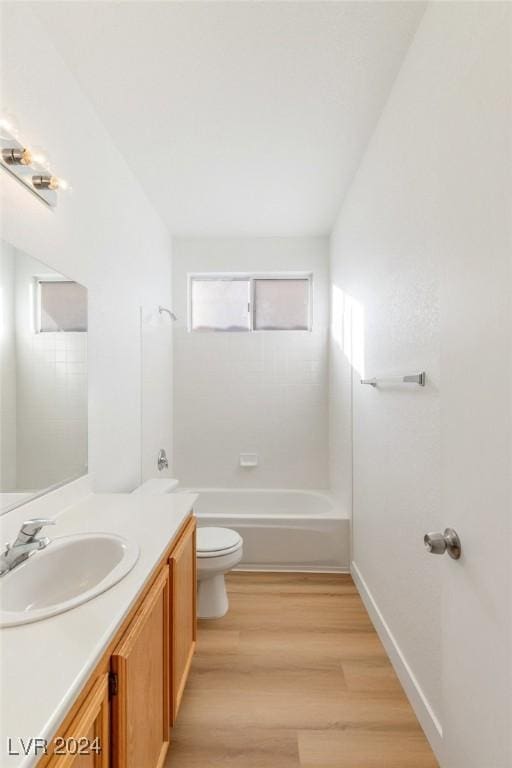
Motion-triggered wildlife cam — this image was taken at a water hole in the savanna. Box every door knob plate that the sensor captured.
[443,528,461,559]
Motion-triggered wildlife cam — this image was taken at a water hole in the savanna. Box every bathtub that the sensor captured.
[180,488,349,572]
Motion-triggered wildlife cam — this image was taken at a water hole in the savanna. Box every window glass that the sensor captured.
[191,279,250,331]
[254,278,310,330]
[39,281,87,332]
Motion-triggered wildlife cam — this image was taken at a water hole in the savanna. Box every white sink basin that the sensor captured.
[0,533,140,627]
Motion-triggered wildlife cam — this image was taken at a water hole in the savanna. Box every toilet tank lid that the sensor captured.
[197,527,242,553]
[132,478,179,495]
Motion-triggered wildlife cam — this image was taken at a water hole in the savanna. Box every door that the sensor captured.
[111,566,170,768]
[439,109,512,768]
[436,5,512,765]
[169,517,197,724]
[440,293,512,768]
[47,674,109,768]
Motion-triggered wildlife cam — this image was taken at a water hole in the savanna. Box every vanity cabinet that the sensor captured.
[46,674,109,768]
[111,566,170,768]
[39,514,196,768]
[169,517,196,723]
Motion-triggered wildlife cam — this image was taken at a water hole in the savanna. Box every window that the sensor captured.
[189,274,312,332]
[190,278,250,332]
[253,278,309,330]
[37,280,88,332]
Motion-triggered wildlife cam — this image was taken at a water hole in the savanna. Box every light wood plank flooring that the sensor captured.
[166,573,438,768]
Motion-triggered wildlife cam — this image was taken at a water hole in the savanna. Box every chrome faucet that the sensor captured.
[0,518,56,576]
[157,448,169,472]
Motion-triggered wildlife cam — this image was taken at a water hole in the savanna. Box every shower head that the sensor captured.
[158,305,177,321]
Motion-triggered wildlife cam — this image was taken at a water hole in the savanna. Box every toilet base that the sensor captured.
[197,574,228,619]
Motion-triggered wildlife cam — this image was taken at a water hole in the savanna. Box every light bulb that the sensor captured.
[20,148,32,166]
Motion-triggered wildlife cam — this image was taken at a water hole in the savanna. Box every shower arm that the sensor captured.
[158,306,177,321]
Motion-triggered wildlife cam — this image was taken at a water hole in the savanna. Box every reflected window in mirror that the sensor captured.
[37,279,87,333]
[0,239,88,515]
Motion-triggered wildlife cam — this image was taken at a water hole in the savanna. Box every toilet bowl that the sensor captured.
[197,527,243,619]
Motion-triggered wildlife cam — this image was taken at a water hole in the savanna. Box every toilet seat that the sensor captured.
[197,527,242,559]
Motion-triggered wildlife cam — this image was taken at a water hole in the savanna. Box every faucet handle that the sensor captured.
[20,518,56,537]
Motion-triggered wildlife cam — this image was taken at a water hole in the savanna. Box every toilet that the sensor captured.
[132,481,242,620]
[196,527,243,619]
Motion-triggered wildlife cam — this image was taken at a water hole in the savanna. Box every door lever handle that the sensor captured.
[424,528,461,560]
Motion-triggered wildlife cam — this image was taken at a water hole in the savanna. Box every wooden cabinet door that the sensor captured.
[111,566,170,768]
[47,674,109,768]
[169,517,197,724]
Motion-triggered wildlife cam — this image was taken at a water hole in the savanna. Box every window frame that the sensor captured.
[188,272,313,333]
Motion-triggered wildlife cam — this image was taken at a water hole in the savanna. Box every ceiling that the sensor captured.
[29,2,425,237]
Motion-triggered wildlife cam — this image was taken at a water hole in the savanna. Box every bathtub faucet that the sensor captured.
[157,448,169,472]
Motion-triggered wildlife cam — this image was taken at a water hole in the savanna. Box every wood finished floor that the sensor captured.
[166,573,438,768]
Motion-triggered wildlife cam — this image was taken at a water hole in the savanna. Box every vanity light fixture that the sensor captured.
[0,113,69,207]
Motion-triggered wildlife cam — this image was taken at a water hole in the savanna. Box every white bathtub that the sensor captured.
[181,488,349,572]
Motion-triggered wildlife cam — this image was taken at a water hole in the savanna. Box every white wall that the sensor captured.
[0,4,173,492]
[329,29,442,738]
[329,2,511,765]
[173,237,329,489]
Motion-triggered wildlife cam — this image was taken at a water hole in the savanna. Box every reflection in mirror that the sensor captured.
[0,239,88,515]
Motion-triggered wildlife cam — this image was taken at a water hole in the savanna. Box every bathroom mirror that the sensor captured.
[0,239,88,515]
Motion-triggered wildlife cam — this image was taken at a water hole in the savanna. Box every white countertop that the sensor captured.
[0,490,197,768]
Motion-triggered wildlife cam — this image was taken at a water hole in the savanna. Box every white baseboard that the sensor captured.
[234,564,350,574]
[351,560,443,760]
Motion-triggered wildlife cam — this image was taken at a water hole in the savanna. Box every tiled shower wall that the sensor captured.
[12,248,87,490]
[172,237,329,489]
